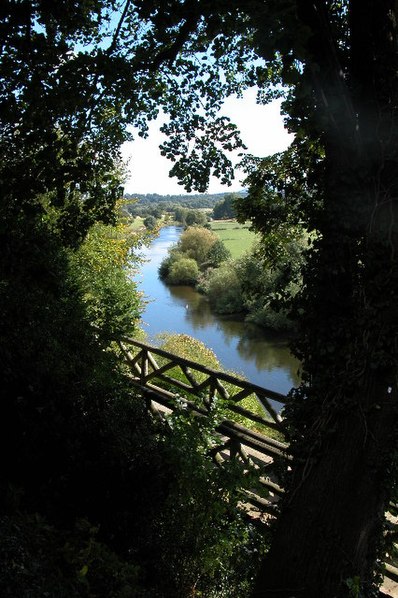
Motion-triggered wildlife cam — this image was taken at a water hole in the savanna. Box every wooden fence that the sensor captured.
[117,335,289,512]
[117,335,398,582]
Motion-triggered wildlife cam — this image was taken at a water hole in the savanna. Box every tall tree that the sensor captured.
[246,3,398,596]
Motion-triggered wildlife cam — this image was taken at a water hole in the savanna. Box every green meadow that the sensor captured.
[129,215,145,230]
[210,220,257,258]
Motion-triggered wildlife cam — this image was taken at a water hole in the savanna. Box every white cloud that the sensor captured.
[121,90,293,195]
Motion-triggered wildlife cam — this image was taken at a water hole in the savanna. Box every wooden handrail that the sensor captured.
[119,336,287,403]
[118,335,287,429]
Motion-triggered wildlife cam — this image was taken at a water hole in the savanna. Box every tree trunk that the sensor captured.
[251,1,398,596]
[252,377,398,597]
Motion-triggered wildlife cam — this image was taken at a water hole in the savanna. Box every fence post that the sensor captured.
[229,437,240,460]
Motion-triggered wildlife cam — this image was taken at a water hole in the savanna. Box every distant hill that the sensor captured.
[124,191,246,209]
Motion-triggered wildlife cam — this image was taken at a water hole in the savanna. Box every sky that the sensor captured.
[121,88,294,195]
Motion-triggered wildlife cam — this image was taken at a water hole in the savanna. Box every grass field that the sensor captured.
[128,214,168,231]
[129,216,145,230]
[210,220,257,258]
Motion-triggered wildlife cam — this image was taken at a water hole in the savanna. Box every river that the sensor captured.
[134,226,300,395]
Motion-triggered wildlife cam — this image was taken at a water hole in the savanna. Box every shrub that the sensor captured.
[203,261,245,314]
[158,247,183,280]
[143,215,157,230]
[167,257,199,285]
[151,407,267,597]
[235,242,303,331]
[184,209,208,227]
[205,238,231,267]
[0,514,145,598]
[178,226,218,267]
[69,216,143,336]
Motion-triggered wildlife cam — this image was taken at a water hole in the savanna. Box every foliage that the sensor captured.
[171,206,209,227]
[0,212,168,591]
[199,233,305,329]
[236,237,306,330]
[0,1,255,246]
[152,406,268,597]
[159,225,230,284]
[201,261,244,314]
[177,226,219,266]
[3,0,398,594]
[185,208,209,227]
[143,214,158,230]
[124,193,246,217]
[235,142,324,239]
[157,333,221,368]
[1,2,277,597]
[124,192,230,206]
[205,238,232,267]
[158,246,186,280]
[167,256,200,284]
[0,514,145,598]
[212,193,240,220]
[155,333,275,433]
[69,211,145,336]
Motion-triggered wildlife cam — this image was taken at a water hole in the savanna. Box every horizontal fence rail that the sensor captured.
[118,336,287,429]
[116,335,398,582]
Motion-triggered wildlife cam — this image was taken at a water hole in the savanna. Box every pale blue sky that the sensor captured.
[121,88,293,195]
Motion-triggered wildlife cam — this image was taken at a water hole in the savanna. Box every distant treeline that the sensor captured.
[124,191,246,209]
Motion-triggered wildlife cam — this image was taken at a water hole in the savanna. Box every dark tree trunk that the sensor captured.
[252,1,398,596]
[252,379,398,597]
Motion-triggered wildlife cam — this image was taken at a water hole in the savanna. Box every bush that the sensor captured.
[0,514,145,598]
[235,241,304,331]
[158,247,183,280]
[0,206,170,595]
[151,407,267,597]
[69,220,142,336]
[143,215,157,230]
[203,262,245,314]
[205,238,232,267]
[178,226,219,267]
[167,257,199,285]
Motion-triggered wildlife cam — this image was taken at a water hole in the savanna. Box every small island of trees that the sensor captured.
[159,204,306,331]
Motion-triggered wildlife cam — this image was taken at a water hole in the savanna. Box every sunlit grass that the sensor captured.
[210,220,257,258]
[129,216,145,230]
[150,333,284,440]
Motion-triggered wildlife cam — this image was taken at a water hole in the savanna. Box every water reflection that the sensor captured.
[135,226,300,394]
[235,334,300,384]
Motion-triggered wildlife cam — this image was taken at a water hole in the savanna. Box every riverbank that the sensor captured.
[134,225,300,394]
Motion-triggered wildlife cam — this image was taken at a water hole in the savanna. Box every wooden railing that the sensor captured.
[117,335,289,513]
[117,335,398,582]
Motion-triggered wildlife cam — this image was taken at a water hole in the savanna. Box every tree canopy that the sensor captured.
[212,193,239,220]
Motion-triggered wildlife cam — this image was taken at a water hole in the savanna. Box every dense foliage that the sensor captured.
[174,206,209,227]
[212,193,240,220]
[124,191,241,207]
[159,225,229,284]
[200,234,305,329]
[0,3,268,596]
[160,221,304,330]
